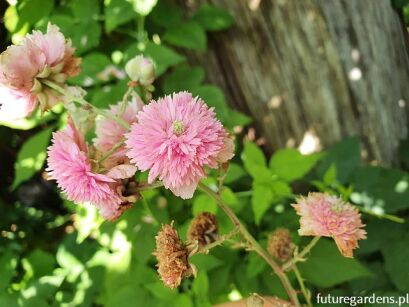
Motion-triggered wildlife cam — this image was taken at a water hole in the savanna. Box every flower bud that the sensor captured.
[125,55,155,86]
[187,212,218,247]
[267,228,294,262]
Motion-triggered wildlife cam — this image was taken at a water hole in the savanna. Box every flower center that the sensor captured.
[172,120,185,136]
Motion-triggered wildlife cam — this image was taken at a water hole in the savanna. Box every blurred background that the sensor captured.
[0,0,409,306]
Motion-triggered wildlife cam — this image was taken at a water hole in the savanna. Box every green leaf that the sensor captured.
[49,15,101,54]
[189,254,223,271]
[246,253,268,278]
[127,0,158,16]
[164,21,207,51]
[151,1,182,28]
[0,252,17,291]
[252,184,274,225]
[12,127,52,189]
[350,166,409,212]
[26,249,56,278]
[193,194,218,216]
[18,0,54,25]
[224,163,246,184]
[69,52,112,87]
[299,239,371,288]
[163,65,205,93]
[316,137,361,183]
[323,163,337,185]
[192,271,209,299]
[192,4,234,31]
[105,0,136,33]
[269,149,323,182]
[241,141,272,182]
[144,282,177,301]
[382,236,409,292]
[125,42,185,76]
[71,0,99,20]
[270,180,292,200]
[91,80,128,109]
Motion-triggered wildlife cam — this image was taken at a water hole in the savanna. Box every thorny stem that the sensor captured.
[293,265,312,307]
[283,237,320,272]
[41,80,130,129]
[197,182,300,306]
[194,227,240,255]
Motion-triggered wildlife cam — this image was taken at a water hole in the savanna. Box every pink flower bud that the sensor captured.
[125,55,155,86]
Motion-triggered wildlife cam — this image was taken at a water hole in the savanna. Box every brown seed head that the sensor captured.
[153,223,192,289]
[187,212,218,247]
[267,228,294,262]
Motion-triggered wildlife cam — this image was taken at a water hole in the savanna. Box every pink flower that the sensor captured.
[292,193,366,258]
[125,92,232,199]
[217,133,235,163]
[47,117,124,220]
[94,97,143,168]
[0,23,80,120]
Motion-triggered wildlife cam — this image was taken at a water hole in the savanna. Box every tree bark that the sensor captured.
[180,0,409,165]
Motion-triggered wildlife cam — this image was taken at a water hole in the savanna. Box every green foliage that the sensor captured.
[12,127,52,189]
[1,1,409,306]
[299,239,372,288]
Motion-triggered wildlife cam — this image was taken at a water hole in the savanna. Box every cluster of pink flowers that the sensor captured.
[47,116,137,220]
[292,193,367,258]
[0,24,80,120]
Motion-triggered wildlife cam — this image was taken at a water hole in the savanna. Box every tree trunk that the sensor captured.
[180,0,409,165]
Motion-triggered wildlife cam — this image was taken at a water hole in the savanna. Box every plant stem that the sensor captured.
[293,265,312,307]
[194,227,240,255]
[359,206,404,224]
[97,140,125,164]
[197,182,300,306]
[41,80,130,129]
[283,237,320,272]
[135,181,164,191]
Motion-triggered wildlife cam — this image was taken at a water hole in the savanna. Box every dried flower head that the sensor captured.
[292,192,367,258]
[125,91,234,199]
[267,228,294,262]
[0,23,80,120]
[187,212,218,247]
[154,223,193,289]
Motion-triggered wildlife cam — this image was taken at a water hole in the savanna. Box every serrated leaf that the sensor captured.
[269,148,323,182]
[252,184,274,225]
[192,4,234,31]
[241,141,272,182]
[164,21,206,51]
[12,127,52,189]
[299,239,371,288]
